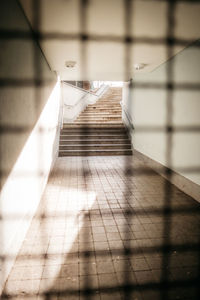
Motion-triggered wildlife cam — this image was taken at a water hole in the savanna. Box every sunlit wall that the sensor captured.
[0,0,62,292]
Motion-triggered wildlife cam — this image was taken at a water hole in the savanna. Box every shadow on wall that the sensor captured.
[122,39,200,190]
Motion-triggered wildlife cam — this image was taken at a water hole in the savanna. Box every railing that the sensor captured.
[120,101,134,130]
[63,82,99,97]
[61,82,109,126]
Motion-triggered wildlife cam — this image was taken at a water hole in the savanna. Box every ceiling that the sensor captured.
[20,0,200,81]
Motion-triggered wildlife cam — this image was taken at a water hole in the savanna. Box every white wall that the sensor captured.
[62,83,108,122]
[123,40,200,187]
[19,0,200,80]
[0,0,62,292]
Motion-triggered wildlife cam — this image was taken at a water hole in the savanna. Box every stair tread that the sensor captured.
[59,149,132,152]
[60,135,129,139]
[74,120,120,125]
[59,144,131,147]
[61,126,126,129]
[61,132,127,134]
[76,117,121,119]
[61,129,127,131]
[77,115,122,117]
[60,87,132,156]
[63,124,124,127]
[60,139,129,141]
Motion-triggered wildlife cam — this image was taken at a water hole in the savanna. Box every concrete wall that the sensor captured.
[19,0,200,81]
[122,40,200,188]
[62,82,108,122]
[0,0,62,292]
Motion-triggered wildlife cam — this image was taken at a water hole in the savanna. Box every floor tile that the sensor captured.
[2,156,200,300]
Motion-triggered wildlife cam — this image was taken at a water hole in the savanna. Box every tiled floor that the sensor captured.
[2,155,200,299]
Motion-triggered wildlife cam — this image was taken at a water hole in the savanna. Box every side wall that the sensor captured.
[122,41,200,198]
[62,83,108,122]
[0,0,62,292]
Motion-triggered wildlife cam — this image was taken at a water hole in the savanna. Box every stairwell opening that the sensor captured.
[59,84,133,157]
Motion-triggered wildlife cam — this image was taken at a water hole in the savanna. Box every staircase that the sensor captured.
[59,87,133,156]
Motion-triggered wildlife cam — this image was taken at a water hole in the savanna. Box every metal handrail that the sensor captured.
[61,83,109,126]
[63,81,99,97]
[63,82,107,108]
[64,92,93,108]
[120,101,134,130]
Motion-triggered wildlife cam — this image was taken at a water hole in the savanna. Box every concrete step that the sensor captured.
[77,114,121,118]
[95,101,121,104]
[58,87,132,157]
[86,108,121,111]
[63,123,124,127]
[63,122,124,131]
[81,112,121,116]
[61,126,127,130]
[89,103,121,106]
[76,117,122,121]
[60,139,130,145]
[59,149,132,156]
[78,112,121,116]
[84,111,121,114]
[60,134,129,140]
[75,121,122,124]
[75,120,122,123]
[87,108,121,111]
[60,131,127,137]
[86,106,121,109]
[62,125,126,130]
[61,127,127,133]
[88,103,121,106]
[84,109,121,112]
[86,109,121,112]
[80,115,122,119]
[74,121,123,124]
[59,144,132,150]
[84,112,121,115]
[88,102,121,104]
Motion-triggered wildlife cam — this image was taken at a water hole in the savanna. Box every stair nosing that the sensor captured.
[60,139,130,141]
[59,88,133,156]
[59,149,132,152]
[59,144,132,147]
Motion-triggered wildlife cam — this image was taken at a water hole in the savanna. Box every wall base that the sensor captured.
[134,149,200,203]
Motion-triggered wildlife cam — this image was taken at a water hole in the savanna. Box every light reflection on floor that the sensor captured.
[2,155,200,300]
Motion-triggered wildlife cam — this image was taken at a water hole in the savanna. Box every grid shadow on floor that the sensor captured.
[2,155,200,300]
